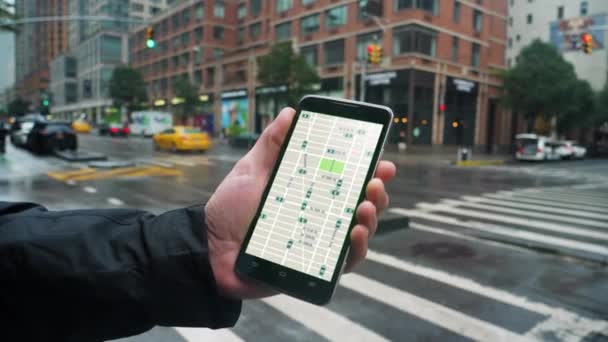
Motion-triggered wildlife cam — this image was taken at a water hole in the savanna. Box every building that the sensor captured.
[507,0,608,91]
[14,0,69,106]
[132,0,509,150]
[51,0,168,122]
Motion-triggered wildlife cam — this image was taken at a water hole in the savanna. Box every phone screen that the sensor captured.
[244,109,384,281]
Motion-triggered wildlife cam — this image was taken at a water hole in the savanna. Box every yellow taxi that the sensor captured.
[153,126,212,152]
[72,120,92,133]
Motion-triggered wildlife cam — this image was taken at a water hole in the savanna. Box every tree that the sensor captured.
[172,78,199,118]
[257,42,320,107]
[593,82,608,126]
[502,40,579,131]
[109,66,148,119]
[7,97,30,116]
[557,80,595,133]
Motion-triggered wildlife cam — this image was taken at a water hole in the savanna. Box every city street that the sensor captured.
[1,134,607,341]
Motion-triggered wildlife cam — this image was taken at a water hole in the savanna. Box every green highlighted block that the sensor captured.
[319,158,345,174]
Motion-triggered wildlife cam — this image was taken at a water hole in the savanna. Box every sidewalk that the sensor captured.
[382,145,513,166]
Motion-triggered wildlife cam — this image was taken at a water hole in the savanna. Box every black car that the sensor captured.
[27,121,78,154]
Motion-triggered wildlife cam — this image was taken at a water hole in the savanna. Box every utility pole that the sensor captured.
[359,57,367,102]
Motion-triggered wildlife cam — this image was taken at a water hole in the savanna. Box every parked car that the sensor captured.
[555,141,576,160]
[573,144,587,159]
[10,120,35,147]
[26,121,77,155]
[97,122,110,136]
[153,126,211,152]
[515,134,559,161]
[72,120,92,133]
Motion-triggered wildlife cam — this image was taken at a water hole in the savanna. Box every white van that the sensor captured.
[515,133,560,161]
[130,111,173,137]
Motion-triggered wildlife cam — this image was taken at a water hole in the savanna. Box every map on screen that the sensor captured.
[245,110,383,281]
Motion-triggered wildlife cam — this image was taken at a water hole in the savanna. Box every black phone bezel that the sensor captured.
[235,95,393,305]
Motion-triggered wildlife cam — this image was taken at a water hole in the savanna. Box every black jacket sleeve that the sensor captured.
[0,202,242,342]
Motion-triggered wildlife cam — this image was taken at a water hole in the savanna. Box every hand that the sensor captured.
[205,107,396,299]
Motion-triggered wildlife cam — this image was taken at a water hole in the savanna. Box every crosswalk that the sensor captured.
[392,183,608,264]
[114,183,608,342]
[136,154,242,168]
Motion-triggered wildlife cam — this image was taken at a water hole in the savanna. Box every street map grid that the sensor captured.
[246,111,383,281]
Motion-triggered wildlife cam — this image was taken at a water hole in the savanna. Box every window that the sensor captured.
[527,14,533,24]
[277,0,293,12]
[580,1,588,16]
[180,53,189,67]
[250,22,261,40]
[214,0,225,18]
[557,6,564,19]
[194,47,203,65]
[276,22,291,41]
[451,36,459,62]
[213,26,224,40]
[213,48,224,59]
[131,2,144,12]
[301,45,317,66]
[508,38,512,48]
[395,0,437,14]
[326,6,347,29]
[509,17,513,27]
[206,67,215,86]
[172,36,180,49]
[473,10,483,32]
[393,25,437,56]
[356,32,382,61]
[510,0,514,5]
[302,0,316,5]
[453,1,460,23]
[238,4,246,19]
[300,14,320,34]
[251,0,261,16]
[324,39,345,65]
[516,34,520,41]
[507,58,512,67]
[182,9,190,25]
[195,3,204,20]
[471,43,481,67]
[171,14,180,29]
[172,55,179,68]
[238,27,246,44]
[194,27,203,42]
[150,6,161,15]
[194,70,202,85]
[100,35,122,63]
[181,32,190,46]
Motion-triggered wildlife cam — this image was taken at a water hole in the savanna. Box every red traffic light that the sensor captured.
[582,33,592,44]
[367,44,375,54]
[439,104,446,112]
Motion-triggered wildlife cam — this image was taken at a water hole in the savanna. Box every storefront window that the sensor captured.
[393,25,437,57]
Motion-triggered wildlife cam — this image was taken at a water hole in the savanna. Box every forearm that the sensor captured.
[0,202,241,341]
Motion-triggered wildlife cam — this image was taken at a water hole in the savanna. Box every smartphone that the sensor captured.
[235,95,393,305]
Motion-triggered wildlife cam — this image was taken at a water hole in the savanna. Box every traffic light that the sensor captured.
[581,33,593,54]
[367,44,382,64]
[146,26,156,49]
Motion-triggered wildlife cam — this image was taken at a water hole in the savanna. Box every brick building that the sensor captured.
[131,0,510,150]
[14,0,70,107]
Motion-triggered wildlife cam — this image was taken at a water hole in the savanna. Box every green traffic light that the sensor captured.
[43,100,49,106]
[146,39,156,48]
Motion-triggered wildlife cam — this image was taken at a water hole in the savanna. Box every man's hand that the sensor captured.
[205,107,396,299]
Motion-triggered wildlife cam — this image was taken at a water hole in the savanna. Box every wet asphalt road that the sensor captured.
[1,134,608,342]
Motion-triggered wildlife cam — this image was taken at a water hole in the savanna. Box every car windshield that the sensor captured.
[183,128,201,134]
[516,138,537,147]
[21,122,34,130]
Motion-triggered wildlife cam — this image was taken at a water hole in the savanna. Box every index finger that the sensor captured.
[375,161,396,183]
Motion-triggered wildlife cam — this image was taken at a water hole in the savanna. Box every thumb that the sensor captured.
[245,107,296,173]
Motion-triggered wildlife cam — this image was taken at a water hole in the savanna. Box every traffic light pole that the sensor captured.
[359,58,367,102]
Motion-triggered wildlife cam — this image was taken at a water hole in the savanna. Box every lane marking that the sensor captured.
[341,273,525,341]
[502,191,608,209]
[47,167,96,181]
[263,295,388,342]
[66,180,77,186]
[175,327,244,342]
[462,195,608,221]
[440,198,608,229]
[531,189,608,201]
[107,197,124,206]
[415,202,608,241]
[390,208,608,258]
[484,193,608,214]
[83,186,97,194]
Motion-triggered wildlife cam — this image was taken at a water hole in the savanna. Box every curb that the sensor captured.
[454,160,505,167]
[377,211,410,235]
